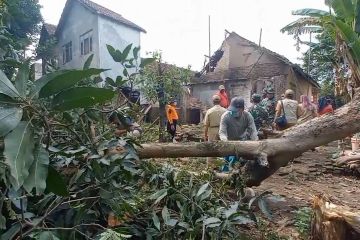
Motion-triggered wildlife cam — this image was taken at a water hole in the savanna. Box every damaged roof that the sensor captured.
[230,32,320,88]
[195,31,320,89]
[56,0,146,36]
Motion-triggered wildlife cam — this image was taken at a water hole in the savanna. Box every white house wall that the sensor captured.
[57,1,100,70]
[98,16,141,80]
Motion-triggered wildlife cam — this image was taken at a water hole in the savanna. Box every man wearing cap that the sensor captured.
[204,95,227,141]
[248,93,269,131]
[219,97,258,141]
[216,85,230,108]
[219,97,258,171]
[260,86,276,124]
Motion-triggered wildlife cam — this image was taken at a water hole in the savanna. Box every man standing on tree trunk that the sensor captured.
[219,97,258,171]
[166,100,179,143]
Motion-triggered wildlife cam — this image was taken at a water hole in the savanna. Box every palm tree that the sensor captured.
[281,0,360,96]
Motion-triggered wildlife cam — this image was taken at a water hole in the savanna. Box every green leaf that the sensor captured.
[4,121,35,190]
[224,203,238,218]
[0,223,21,240]
[45,166,69,197]
[0,59,22,68]
[161,206,178,227]
[152,211,161,231]
[23,144,49,195]
[52,87,115,111]
[203,217,221,226]
[258,198,272,220]
[292,8,329,17]
[122,44,133,61]
[133,47,140,59]
[15,60,30,97]
[31,70,69,98]
[116,76,127,87]
[39,68,107,98]
[335,19,360,63]
[0,93,19,104]
[123,68,128,77]
[140,58,155,68]
[330,0,355,22]
[83,54,94,70]
[196,182,209,198]
[230,214,254,225]
[106,77,116,87]
[0,194,5,230]
[34,231,60,240]
[0,107,23,137]
[161,206,170,224]
[0,70,20,98]
[149,189,168,204]
[107,45,122,62]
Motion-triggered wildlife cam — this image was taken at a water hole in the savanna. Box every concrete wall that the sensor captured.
[57,1,100,70]
[98,16,140,80]
[191,83,219,108]
[214,34,282,72]
[190,79,252,109]
[56,1,142,84]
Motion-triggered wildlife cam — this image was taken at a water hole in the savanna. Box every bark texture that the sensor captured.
[138,92,360,186]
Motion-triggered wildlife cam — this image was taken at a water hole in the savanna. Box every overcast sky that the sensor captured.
[38,0,328,71]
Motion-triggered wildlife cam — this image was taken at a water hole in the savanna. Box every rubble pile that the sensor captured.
[176,124,204,142]
[332,150,360,176]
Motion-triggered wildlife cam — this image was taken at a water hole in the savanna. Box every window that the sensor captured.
[80,30,93,55]
[62,41,72,64]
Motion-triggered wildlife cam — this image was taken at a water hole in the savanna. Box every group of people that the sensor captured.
[202,85,334,171]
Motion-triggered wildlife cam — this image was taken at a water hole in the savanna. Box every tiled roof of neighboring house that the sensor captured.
[43,23,57,36]
[56,0,146,36]
[229,32,320,88]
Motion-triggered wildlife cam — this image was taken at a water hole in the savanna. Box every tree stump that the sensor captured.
[311,196,360,240]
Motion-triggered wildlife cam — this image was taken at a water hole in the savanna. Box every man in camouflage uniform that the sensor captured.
[248,94,269,130]
[260,87,276,124]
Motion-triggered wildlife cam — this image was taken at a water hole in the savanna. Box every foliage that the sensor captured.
[301,31,336,84]
[136,51,192,141]
[0,42,276,239]
[1,0,42,49]
[137,51,192,105]
[294,207,313,239]
[281,0,360,98]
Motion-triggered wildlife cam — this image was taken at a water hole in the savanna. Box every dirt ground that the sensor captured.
[160,141,360,239]
[252,143,360,239]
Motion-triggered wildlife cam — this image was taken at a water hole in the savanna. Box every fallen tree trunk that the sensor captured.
[138,91,360,187]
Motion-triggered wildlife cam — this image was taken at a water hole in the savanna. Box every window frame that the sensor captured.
[62,41,72,64]
[80,30,93,56]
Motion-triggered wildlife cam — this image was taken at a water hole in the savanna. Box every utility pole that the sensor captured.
[208,15,211,72]
[258,28,262,46]
[308,32,312,74]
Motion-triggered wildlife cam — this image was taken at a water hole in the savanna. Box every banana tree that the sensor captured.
[281,0,360,96]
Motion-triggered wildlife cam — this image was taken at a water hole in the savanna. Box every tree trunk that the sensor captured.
[138,91,360,187]
[311,196,360,240]
[158,98,166,142]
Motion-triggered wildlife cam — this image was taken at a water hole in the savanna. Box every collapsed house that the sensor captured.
[189,31,320,109]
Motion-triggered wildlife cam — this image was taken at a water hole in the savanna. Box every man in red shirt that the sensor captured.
[216,85,230,108]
